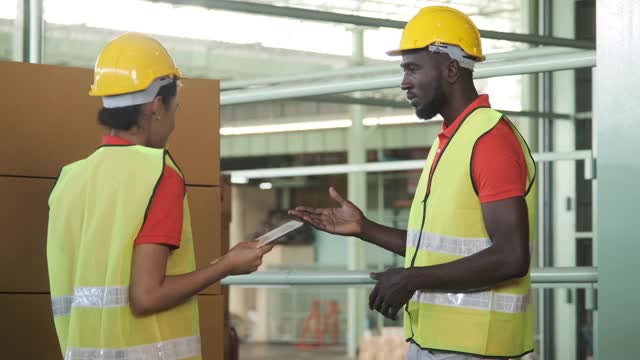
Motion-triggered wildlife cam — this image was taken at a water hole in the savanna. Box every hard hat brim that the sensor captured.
[386,47,486,62]
[89,69,182,97]
[386,49,403,56]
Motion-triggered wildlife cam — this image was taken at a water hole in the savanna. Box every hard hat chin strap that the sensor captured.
[427,44,476,71]
[102,77,173,108]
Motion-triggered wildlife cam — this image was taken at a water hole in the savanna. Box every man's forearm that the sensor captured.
[406,247,528,292]
[359,219,407,256]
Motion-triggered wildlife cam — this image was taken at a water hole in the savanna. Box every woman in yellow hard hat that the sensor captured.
[47,32,272,359]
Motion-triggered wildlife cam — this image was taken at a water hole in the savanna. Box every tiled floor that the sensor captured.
[240,343,350,360]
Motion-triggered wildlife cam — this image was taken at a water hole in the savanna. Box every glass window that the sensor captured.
[0,0,17,61]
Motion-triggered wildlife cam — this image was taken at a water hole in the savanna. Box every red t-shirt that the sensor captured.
[428,95,527,203]
[102,136,184,248]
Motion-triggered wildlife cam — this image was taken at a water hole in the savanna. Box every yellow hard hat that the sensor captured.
[89,32,182,97]
[387,6,485,61]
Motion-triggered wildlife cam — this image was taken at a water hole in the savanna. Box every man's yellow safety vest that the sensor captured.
[404,107,537,357]
[47,145,201,360]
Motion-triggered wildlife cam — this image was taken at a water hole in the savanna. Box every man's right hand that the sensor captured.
[288,187,366,237]
[220,241,274,276]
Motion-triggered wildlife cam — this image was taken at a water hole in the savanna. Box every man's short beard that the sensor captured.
[416,89,445,120]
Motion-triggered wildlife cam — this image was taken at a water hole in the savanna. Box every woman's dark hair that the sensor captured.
[97,78,178,130]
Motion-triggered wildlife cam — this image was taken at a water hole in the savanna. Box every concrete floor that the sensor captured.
[240,343,350,360]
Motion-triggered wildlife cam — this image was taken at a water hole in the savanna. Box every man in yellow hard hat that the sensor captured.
[47,32,273,359]
[291,6,536,359]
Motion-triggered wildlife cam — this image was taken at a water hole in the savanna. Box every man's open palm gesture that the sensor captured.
[288,187,365,237]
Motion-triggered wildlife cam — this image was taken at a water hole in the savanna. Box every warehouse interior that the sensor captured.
[0,0,637,359]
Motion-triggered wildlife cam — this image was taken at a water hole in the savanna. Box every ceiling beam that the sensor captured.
[220,50,596,105]
[159,0,595,49]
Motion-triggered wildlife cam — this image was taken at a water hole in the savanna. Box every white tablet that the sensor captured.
[256,220,305,247]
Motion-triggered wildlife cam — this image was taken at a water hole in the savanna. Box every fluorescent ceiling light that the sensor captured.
[219,115,445,136]
[363,115,443,126]
[220,119,352,135]
[230,176,249,184]
[259,182,273,190]
[363,115,420,126]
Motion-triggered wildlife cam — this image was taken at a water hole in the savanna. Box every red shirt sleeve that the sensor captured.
[135,166,185,248]
[472,119,527,204]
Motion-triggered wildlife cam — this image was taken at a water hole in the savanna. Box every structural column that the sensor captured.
[14,0,43,63]
[595,1,640,358]
[346,28,367,358]
[549,1,579,359]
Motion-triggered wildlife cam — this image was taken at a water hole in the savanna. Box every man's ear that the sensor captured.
[446,59,462,84]
[150,96,163,119]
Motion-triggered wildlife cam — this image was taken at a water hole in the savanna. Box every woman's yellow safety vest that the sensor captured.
[47,145,201,360]
[404,107,537,358]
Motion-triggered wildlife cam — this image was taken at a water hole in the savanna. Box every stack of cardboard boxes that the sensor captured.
[220,175,237,359]
[358,327,410,360]
[0,61,225,359]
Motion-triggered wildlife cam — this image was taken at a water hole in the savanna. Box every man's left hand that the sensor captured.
[369,268,414,320]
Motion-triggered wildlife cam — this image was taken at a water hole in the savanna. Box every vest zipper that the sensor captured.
[409,195,428,268]
[405,193,428,343]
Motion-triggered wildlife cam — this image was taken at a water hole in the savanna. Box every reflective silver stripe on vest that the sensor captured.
[406,230,492,257]
[65,336,201,360]
[412,289,530,314]
[52,295,74,317]
[51,286,129,317]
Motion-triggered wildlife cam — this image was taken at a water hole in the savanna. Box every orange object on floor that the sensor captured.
[323,300,339,345]
[297,300,340,348]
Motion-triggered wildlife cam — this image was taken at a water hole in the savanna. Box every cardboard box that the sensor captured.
[0,177,54,293]
[221,175,232,222]
[358,329,410,360]
[261,244,315,268]
[188,186,223,295]
[168,77,220,186]
[0,62,102,179]
[1,294,62,359]
[0,61,220,186]
[198,294,225,360]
